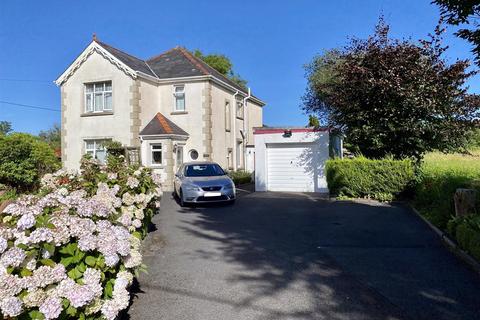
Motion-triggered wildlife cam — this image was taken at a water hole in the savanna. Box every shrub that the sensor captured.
[0,133,60,191]
[325,157,415,201]
[454,216,480,261]
[0,155,162,319]
[227,170,252,186]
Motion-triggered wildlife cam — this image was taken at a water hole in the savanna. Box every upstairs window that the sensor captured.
[225,101,231,131]
[236,98,244,119]
[174,85,185,111]
[85,81,112,113]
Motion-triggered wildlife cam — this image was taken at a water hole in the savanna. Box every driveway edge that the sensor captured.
[407,203,480,276]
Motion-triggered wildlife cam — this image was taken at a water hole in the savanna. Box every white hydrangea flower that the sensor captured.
[0,296,23,317]
[39,296,62,320]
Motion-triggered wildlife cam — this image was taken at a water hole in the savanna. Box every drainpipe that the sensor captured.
[232,90,240,170]
[242,88,251,171]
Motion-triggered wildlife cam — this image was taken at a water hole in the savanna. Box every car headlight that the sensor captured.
[223,183,235,190]
[184,184,201,191]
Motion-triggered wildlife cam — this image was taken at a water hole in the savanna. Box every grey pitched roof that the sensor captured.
[96,41,252,95]
[146,47,249,93]
[96,41,156,77]
[139,112,189,136]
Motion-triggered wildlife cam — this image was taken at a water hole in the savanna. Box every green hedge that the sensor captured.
[227,170,252,186]
[447,215,480,261]
[0,133,60,191]
[326,157,415,201]
[414,152,480,229]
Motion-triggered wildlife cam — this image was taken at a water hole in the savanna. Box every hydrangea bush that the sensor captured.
[0,155,162,319]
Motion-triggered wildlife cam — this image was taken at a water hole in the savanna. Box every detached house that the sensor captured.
[55,37,265,190]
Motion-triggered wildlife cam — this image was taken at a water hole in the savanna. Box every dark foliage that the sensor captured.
[303,18,479,161]
[434,0,480,65]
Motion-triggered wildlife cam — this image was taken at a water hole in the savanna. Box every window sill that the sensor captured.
[171,111,188,115]
[149,164,164,169]
[236,116,244,120]
[81,112,114,117]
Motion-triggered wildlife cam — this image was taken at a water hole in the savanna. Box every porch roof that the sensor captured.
[139,112,189,136]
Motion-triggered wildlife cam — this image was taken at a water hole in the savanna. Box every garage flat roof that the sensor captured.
[253,127,329,134]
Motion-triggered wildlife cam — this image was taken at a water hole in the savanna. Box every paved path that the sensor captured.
[127,192,480,320]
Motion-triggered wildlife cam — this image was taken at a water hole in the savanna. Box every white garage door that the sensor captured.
[266,143,327,192]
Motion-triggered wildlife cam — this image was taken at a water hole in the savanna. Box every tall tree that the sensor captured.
[303,18,479,161]
[38,123,61,150]
[0,121,12,135]
[193,49,248,89]
[434,0,480,65]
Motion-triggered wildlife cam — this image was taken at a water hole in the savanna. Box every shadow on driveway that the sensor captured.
[129,192,480,320]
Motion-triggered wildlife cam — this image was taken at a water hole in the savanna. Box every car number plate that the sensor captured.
[204,192,221,197]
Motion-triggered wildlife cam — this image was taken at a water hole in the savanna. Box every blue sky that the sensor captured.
[0,0,477,133]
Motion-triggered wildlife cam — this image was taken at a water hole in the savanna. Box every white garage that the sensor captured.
[254,128,331,193]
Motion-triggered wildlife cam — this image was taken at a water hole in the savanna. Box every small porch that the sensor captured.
[139,112,189,191]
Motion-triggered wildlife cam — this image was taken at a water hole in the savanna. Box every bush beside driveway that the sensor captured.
[128,192,480,320]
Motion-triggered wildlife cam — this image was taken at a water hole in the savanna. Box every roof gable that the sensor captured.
[139,112,189,136]
[96,41,156,77]
[55,41,139,85]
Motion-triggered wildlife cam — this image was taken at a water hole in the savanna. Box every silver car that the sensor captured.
[174,161,236,206]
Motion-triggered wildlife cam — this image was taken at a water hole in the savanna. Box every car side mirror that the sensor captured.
[175,173,180,178]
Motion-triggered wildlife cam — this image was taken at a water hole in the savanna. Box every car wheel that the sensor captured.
[179,189,186,207]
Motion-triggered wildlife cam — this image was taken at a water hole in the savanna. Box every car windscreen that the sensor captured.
[185,164,225,177]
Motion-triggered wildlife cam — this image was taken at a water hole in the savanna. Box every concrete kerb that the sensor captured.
[407,203,480,276]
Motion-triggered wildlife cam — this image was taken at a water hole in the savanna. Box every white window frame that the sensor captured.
[225,100,231,131]
[236,140,243,169]
[85,81,112,113]
[176,145,184,167]
[84,139,108,163]
[173,85,185,112]
[150,143,163,166]
[236,99,244,119]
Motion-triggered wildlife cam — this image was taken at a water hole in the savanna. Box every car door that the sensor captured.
[174,165,184,195]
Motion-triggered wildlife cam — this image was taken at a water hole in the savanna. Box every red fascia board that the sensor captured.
[253,128,329,135]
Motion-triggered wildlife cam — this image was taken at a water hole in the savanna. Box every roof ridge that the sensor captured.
[156,112,173,134]
[146,47,178,62]
[176,47,210,75]
[96,40,146,63]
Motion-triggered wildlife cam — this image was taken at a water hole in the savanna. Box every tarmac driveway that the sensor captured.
[127,192,480,320]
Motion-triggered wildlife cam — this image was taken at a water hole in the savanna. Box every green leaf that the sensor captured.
[43,243,55,256]
[60,256,74,268]
[40,258,56,267]
[85,256,96,267]
[104,281,113,298]
[74,267,83,279]
[66,305,77,316]
[20,268,33,277]
[29,310,45,319]
[67,268,77,279]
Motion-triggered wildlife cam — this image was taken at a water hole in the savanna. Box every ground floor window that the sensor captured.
[150,143,162,165]
[176,145,183,167]
[85,139,109,163]
[227,148,233,169]
[236,141,243,169]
